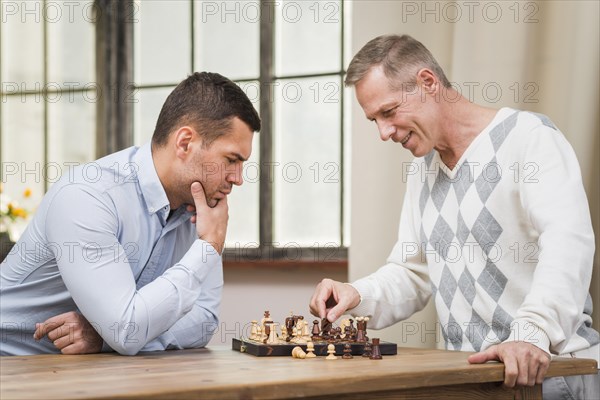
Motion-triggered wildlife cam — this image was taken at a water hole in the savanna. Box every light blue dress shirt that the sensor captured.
[1,144,223,355]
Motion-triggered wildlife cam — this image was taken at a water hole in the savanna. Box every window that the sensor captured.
[0,0,96,236]
[1,0,351,264]
[133,0,351,263]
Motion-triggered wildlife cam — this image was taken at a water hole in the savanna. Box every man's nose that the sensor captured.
[227,167,244,186]
[377,121,395,141]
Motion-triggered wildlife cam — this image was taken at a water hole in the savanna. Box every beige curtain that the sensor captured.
[350,0,600,347]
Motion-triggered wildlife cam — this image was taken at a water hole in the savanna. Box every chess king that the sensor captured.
[309,34,599,398]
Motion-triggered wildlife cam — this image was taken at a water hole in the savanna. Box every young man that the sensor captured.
[309,35,599,398]
[1,72,260,356]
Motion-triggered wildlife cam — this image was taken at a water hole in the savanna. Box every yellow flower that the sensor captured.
[23,188,32,198]
[13,208,28,218]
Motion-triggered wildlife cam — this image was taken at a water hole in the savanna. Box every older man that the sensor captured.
[310,35,598,399]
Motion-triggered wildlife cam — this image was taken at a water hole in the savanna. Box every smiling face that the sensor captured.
[355,64,441,157]
[172,117,254,208]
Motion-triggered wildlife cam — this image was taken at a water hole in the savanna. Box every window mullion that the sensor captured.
[339,0,346,247]
[43,0,49,192]
[259,0,275,249]
[95,0,134,158]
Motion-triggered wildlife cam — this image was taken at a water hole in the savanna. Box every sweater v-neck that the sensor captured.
[434,107,516,179]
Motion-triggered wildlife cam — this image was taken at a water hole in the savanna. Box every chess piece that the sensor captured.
[325,343,337,360]
[349,319,357,340]
[256,326,263,342]
[250,320,258,341]
[343,326,352,341]
[263,323,271,344]
[342,343,353,359]
[369,338,382,360]
[292,346,306,359]
[362,341,372,358]
[300,318,311,339]
[261,311,272,334]
[305,341,316,358]
[340,319,350,338]
[285,313,295,341]
[280,323,288,341]
[355,317,367,343]
[333,327,342,340]
[321,318,332,336]
[311,320,321,340]
[266,323,279,344]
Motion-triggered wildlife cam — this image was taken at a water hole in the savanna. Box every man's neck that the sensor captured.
[435,96,498,169]
[151,144,181,209]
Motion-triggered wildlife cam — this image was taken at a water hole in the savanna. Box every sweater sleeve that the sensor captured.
[505,125,595,355]
[350,176,432,329]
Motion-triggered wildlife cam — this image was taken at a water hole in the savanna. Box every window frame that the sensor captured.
[0,0,349,266]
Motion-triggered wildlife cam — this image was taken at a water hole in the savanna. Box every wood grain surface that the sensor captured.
[1,346,596,399]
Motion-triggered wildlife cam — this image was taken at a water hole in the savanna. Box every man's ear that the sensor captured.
[416,68,438,94]
[173,126,199,159]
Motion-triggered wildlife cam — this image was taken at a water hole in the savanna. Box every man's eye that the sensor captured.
[382,106,397,117]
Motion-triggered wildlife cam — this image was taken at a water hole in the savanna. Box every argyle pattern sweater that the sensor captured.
[351,108,599,357]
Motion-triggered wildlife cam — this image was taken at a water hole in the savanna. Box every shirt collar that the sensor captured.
[133,143,170,218]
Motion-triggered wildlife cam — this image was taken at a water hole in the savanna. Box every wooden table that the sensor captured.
[1,346,596,399]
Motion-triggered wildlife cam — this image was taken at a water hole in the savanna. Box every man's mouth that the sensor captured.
[401,132,412,145]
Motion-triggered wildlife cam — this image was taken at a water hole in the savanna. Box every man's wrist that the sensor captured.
[343,282,362,310]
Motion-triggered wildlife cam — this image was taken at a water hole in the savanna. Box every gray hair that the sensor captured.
[345,34,451,89]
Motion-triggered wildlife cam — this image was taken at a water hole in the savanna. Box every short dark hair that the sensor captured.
[152,72,261,148]
[345,34,451,89]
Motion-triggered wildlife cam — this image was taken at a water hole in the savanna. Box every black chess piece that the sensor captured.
[311,320,321,340]
[369,338,382,360]
[356,324,367,343]
[362,341,372,358]
[342,343,353,359]
[285,315,295,341]
[321,318,332,335]
[263,323,271,344]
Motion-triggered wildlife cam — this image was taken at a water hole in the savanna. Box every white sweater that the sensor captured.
[351,108,598,358]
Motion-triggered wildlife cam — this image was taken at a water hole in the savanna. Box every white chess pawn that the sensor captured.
[305,341,316,358]
[326,343,337,360]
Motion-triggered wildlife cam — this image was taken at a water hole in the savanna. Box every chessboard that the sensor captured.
[232,337,397,357]
[231,311,398,357]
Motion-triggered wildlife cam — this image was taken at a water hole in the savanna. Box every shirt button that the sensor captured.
[149,207,155,213]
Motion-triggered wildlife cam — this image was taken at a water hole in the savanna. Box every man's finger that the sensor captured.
[316,292,332,319]
[33,319,63,341]
[467,347,498,364]
[503,357,519,388]
[46,326,69,342]
[535,358,550,384]
[191,182,208,208]
[52,334,73,350]
[327,302,347,323]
